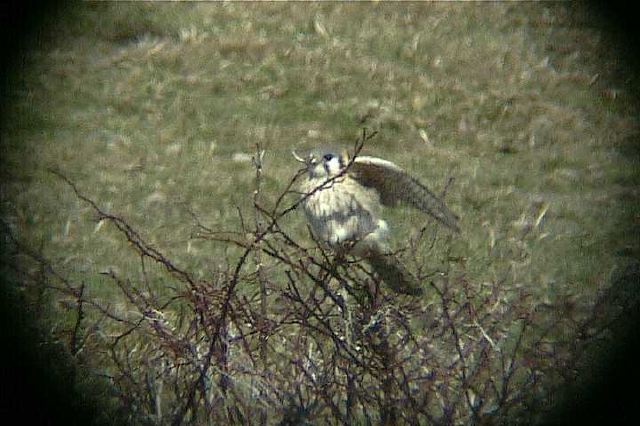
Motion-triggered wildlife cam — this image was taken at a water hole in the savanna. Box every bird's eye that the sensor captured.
[323,153,334,161]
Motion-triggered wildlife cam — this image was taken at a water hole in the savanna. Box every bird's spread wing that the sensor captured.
[350,156,460,232]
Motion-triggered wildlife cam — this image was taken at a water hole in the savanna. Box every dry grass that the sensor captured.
[1,2,639,424]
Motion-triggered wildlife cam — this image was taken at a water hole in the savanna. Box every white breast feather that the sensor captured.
[301,175,387,252]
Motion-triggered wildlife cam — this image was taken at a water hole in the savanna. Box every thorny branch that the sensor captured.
[2,129,617,424]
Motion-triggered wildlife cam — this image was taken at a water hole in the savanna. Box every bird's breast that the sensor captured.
[301,176,382,246]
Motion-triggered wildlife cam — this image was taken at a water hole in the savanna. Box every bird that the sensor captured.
[293,149,459,296]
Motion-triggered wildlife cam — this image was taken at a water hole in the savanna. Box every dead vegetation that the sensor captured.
[2,2,639,424]
[2,132,621,425]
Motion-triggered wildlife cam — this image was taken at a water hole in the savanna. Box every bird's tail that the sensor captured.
[366,251,424,296]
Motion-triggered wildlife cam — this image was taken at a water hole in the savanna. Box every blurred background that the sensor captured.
[1,1,638,424]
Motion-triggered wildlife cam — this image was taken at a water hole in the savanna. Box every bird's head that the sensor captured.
[293,149,350,179]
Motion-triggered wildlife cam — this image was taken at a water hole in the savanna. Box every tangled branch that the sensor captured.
[2,130,616,425]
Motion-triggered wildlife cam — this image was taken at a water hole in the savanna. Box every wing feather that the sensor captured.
[350,156,460,232]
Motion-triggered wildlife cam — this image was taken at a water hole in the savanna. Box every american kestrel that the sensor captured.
[294,149,459,296]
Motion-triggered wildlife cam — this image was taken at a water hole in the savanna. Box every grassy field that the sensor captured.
[2,1,639,424]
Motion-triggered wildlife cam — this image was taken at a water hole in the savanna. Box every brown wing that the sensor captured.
[349,156,460,233]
